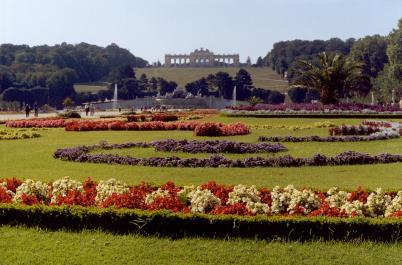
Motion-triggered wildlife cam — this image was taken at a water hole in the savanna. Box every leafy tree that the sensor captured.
[214,72,234,99]
[251,88,270,103]
[374,18,402,101]
[349,35,388,78]
[149,77,158,93]
[63,97,74,109]
[292,52,371,104]
[288,86,307,103]
[158,78,177,96]
[185,78,209,96]
[0,66,15,93]
[255,56,264,67]
[138,73,149,91]
[234,68,253,100]
[47,68,77,106]
[267,90,285,104]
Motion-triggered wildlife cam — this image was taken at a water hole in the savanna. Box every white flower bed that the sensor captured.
[95,178,128,204]
[13,179,50,203]
[51,176,84,203]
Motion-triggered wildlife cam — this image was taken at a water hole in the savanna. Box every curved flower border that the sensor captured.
[53,141,402,168]
[1,177,401,218]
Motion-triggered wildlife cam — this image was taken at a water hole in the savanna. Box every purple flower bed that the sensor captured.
[54,143,402,168]
[227,103,401,112]
[152,139,287,153]
[258,134,399,142]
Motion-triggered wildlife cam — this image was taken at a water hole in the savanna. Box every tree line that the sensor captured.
[261,17,402,103]
[0,43,147,107]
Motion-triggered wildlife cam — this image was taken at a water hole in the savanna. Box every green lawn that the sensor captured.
[1,116,402,264]
[0,117,401,190]
[73,82,109,94]
[135,67,289,91]
[0,226,401,265]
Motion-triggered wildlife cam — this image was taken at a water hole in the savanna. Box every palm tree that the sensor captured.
[291,52,371,104]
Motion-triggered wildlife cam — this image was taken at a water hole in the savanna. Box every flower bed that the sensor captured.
[152,139,287,153]
[64,120,250,136]
[6,118,66,128]
[1,177,401,218]
[259,120,401,142]
[225,103,402,114]
[127,113,179,122]
[0,128,41,140]
[250,121,336,131]
[53,142,402,168]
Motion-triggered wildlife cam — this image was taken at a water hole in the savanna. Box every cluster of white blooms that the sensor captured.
[246,201,270,214]
[0,181,14,197]
[95,178,128,204]
[325,187,349,208]
[50,177,84,203]
[227,184,270,214]
[271,185,296,214]
[288,189,321,214]
[385,191,402,217]
[13,179,50,203]
[365,188,392,217]
[145,188,170,205]
[227,184,261,205]
[340,200,365,216]
[183,187,221,213]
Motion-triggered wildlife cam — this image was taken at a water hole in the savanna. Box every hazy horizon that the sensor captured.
[1,0,401,64]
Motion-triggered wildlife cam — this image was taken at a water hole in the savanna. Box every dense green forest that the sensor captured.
[0,43,147,107]
[262,17,402,102]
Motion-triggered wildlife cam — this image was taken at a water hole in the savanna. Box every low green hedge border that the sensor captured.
[221,113,402,119]
[0,204,401,241]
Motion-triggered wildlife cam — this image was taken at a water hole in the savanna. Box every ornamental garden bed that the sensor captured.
[259,120,401,142]
[0,128,41,140]
[0,177,400,240]
[53,141,402,168]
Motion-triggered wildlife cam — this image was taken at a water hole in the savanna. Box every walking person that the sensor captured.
[33,102,39,117]
[84,103,90,116]
[25,104,31,118]
[90,103,95,116]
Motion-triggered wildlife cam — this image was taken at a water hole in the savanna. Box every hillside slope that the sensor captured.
[135,67,288,91]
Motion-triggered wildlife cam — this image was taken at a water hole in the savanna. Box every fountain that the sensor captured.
[232,85,237,107]
[371,92,375,105]
[112,83,118,109]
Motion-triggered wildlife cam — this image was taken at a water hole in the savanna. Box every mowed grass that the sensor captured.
[135,67,289,91]
[74,82,109,94]
[0,116,401,190]
[0,226,401,265]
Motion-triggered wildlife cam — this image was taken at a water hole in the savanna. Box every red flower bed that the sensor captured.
[63,120,250,136]
[6,118,66,128]
[194,122,250,136]
[127,113,179,122]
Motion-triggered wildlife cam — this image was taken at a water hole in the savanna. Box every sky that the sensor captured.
[1,0,401,64]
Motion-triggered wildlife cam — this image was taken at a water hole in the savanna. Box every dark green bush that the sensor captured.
[58,111,81,119]
[0,204,400,241]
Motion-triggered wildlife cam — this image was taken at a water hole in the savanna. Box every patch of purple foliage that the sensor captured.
[53,143,402,168]
[227,103,401,112]
[152,139,287,153]
[258,134,398,142]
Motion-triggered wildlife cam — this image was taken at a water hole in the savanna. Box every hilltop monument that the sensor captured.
[165,48,240,67]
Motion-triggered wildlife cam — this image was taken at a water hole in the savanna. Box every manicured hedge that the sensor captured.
[0,204,400,241]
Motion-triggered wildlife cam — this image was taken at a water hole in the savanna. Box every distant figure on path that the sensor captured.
[33,102,39,117]
[25,104,31,118]
[90,103,95,116]
[84,104,90,116]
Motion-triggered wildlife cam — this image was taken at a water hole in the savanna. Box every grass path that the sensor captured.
[0,226,401,265]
